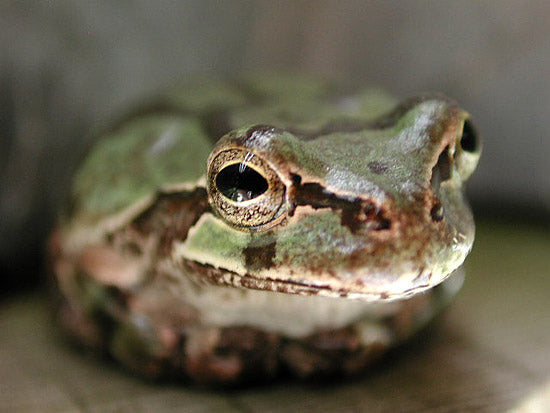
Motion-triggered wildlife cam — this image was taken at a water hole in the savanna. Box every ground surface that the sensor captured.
[1,219,548,412]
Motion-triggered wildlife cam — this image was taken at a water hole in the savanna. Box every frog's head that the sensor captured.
[181,96,481,301]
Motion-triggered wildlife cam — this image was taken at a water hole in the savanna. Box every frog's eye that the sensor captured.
[455,119,481,181]
[459,120,479,153]
[207,149,286,230]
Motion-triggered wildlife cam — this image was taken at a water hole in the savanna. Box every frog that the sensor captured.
[49,74,481,385]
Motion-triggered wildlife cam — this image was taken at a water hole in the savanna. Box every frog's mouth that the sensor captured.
[181,259,458,302]
[183,259,333,294]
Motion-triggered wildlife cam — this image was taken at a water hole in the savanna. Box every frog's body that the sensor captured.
[50,75,480,384]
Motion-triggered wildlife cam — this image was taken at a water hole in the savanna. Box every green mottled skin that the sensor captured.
[74,116,211,215]
[73,74,404,218]
[274,212,358,268]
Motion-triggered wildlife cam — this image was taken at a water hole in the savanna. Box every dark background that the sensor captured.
[1,1,548,289]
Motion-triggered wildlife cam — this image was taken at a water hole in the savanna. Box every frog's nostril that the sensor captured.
[430,201,445,221]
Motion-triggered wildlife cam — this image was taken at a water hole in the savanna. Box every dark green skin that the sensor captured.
[52,75,480,385]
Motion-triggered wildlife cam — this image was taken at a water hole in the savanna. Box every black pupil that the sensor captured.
[216,163,269,202]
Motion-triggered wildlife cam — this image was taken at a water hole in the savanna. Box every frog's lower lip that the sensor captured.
[182,259,427,301]
[184,259,332,295]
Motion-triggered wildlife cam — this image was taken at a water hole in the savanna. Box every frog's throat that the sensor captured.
[167,264,464,339]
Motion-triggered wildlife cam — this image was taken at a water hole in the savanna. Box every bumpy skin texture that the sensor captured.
[51,75,480,385]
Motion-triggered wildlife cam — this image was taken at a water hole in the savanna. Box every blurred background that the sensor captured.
[1,1,549,289]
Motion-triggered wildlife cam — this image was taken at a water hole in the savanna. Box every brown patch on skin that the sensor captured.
[243,242,276,271]
[289,173,391,234]
[339,205,366,234]
[368,161,389,175]
[359,204,392,231]
[290,174,357,211]
[132,187,209,256]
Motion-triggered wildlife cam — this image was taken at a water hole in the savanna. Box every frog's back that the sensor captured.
[72,115,210,216]
[70,75,397,219]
